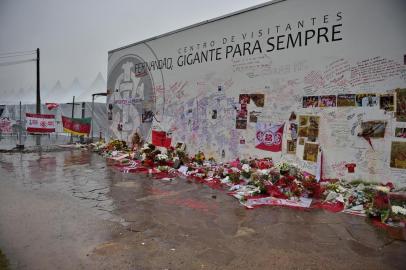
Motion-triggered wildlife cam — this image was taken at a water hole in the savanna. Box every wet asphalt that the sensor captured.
[0,150,405,270]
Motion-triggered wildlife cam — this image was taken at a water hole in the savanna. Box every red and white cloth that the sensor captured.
[46,103,59,110]
[255,122,285,152]
[26,113,56,133]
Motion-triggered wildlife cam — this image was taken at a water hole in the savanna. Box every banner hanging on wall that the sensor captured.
[26,113,56,133]
[0,117,12,133]
[255,122,285,152]
[151,130,172,148]
[62,116,91,136]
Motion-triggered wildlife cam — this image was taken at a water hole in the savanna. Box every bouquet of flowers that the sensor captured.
[176,149,189,164]
[107,139,128,151]
[155,153,169,165]
[226,168,241,184]
[275,175,304,197]
[194,151,206,165]
[157,165,170,172]
[275,162,290,175]
[241,164,252,179]
[249,172,269,194]
[365,186,391,222]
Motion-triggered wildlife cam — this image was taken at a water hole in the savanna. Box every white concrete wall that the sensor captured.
[107,0,406,186]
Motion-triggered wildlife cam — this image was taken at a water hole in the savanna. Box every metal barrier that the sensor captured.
[0,132,104,150]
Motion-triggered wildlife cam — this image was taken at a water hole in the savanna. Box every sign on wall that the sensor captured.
[107,0,406,185]
[26,113,56,133]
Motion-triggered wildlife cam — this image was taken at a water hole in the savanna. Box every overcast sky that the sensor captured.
[0,0,267,97]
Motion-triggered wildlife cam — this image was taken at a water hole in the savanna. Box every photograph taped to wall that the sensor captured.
[356,94,378,107]
[236,109,247,120]
[390,141,406,169]
[250,94,265,107]
[303,96,319,108]
[319,95,337,107]
[337,94,356,107]
[395,127,406,138]
[142,110,154,123]
[309,116,320,129]
[396,88,406,122]
[239,94,250,104]
[290,123,298,140]
[303,143,319,162]
[298,126,308,137]
[358,121,387,138]
[308,128,319,142]
[287,140,297,154]
[249,111,260,123]
[299,115,309,126]
[236,119,247,129]
[380,94,394,111]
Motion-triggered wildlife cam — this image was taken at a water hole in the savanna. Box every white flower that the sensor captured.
[140,143,150,151]
[258,169,269,175]
[242,164,251,173]
[221,176,230,183]
[392,205,406,216]
[276,162,289,171]
[156,154,168,161]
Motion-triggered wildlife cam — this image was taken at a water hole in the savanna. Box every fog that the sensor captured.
[0,0,267,104]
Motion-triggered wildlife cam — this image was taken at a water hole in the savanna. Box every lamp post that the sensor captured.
[35,48,41,146]
[91,92,107,142]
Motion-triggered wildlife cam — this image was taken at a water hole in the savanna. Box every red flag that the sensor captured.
[151,130,172,148]
[255,123,285,152]
[26,113,56,133]
[46,103,59,110]
[62,116,91,136]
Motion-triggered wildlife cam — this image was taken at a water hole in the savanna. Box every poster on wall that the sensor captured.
[239,94,250,104]
[337,94,356,107]
[355,94,378,107]
[250,94,265,107]
[287,140,297,154]
[298,115,308,137]
[249,111,260,123]
[298,115,319,141]
[318,95,336,107]
[142,110,154,123]
[396,88,406,122]
[358,121,387,138]
[395,128,406,138]
[308,116,320,142]
[390,141,406,169]
[26,113,56,134]
[255,122,284,152]
[303,96,319,108]
[379,94,394,111]
[303,143,319,162]
[236,102,248,129]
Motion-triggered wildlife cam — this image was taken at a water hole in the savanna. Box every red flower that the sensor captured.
[382,182,394,191]
[374,192,389,210]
